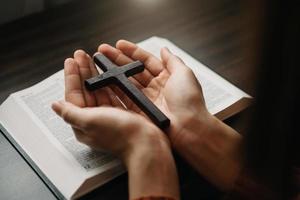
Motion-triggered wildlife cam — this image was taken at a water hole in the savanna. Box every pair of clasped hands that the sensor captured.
[52,40,242,200]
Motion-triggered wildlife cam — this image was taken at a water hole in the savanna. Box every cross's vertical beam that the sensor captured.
[116,74,170,129]
[85,54,170,130]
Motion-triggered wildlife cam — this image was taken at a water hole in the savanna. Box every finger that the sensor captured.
[87,53,111,105]
[64,58,86,107]
[52,101,89,129]
[116,40,164,77]
[87,53,125,108]
[105,87,128,108]
[110,85,142,112]
[52,101,126,131]
[95,47,142,111]
[72,127,90,145]
[160,47,187,74]
[86,53,99,77]
[98,44,147,88]
[52,101,90,144]
[74,50,97,107]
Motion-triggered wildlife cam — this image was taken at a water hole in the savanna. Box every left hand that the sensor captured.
[51,50,168,160]
[52,100,166,158]
[51,50,179,200]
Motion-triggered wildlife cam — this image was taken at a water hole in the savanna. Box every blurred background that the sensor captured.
[0,0,73,24]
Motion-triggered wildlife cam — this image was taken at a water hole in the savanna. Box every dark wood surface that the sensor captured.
[0,0,252,199]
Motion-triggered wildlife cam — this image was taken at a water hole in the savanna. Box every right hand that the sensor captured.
[98,40,213,151]
[98,40,243,190]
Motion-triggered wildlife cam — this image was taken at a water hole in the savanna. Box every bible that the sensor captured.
[0,36,251,199]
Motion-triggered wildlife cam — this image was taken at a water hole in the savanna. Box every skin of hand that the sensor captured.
[97,40,243,190]
[51,50,179,200]
[52,38,243,196]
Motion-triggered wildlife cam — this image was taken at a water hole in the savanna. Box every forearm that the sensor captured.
[124,131,180,200]
[176,115,243,191]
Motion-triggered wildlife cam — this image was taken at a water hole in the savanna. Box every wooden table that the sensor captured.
[0,0,252,199]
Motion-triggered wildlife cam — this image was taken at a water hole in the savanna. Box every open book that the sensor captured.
[0,37,251,199]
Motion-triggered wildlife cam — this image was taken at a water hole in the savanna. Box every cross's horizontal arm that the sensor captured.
[84,72,115,91]
[121,61,145,77]
[84,54,170,129]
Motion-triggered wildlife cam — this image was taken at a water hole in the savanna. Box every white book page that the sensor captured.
[137,37,250,115]
[15,71,117,172]
[0,95,82,199]
[0,70,121,198]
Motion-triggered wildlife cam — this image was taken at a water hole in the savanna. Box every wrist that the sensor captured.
[170,109,213,151]
[175,112,243,190]
[121,122,180,200]
[204,116,243,190]
[122,121,170,168]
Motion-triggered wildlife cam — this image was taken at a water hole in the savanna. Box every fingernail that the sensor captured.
[64,58,74,65]
[51,101,61,112]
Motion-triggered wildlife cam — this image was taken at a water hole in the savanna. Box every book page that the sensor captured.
[137,37,250,115]
[14,71,116,172]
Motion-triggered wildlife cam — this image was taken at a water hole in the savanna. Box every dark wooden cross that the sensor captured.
[85,54,170,129]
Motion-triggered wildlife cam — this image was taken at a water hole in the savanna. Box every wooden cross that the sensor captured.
[85,54,170,129]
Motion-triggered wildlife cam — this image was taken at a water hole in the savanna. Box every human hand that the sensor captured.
[98,41,243,190]
[51,50,168,160]
[51,50,180,199]
[97,40,212,150]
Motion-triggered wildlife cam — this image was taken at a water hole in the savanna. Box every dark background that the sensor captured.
[0,0,73,25]
[0,0,254,199]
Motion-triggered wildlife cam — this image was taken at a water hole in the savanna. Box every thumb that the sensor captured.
[160,47,186,73]
[52,100,88,129]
